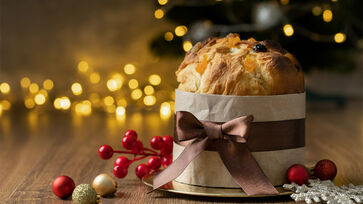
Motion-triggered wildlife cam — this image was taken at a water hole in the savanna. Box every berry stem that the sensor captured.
[143,148,157,154]
[132,155,148,162]
[113,150,160,157]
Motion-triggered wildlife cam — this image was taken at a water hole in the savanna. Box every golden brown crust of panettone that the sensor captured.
[176,33,304,95]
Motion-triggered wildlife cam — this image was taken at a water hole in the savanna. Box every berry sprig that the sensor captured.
[98,130,173,179]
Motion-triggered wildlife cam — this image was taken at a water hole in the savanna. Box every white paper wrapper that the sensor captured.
[173,89,306,187]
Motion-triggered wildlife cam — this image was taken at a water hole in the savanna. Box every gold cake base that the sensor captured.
[143,175,292,198]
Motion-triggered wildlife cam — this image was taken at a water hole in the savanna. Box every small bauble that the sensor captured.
[287,164,309,185]
[92,173,117,196]
[52,175,75,199]
[72,184,99,204]
[314,159,337,180]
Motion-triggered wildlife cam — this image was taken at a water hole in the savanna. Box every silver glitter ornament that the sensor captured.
[72,184,100,204]
[283,179,363,204]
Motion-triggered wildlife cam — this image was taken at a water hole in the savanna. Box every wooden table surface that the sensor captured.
[0,100,362,203]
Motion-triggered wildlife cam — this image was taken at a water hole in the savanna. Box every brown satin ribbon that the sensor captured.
[153,111,305,195]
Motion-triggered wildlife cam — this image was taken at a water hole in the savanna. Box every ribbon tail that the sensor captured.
[218,141,278,195]
[152,137,208,191]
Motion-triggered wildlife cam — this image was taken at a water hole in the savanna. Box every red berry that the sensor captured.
[161,135,173,155]
[162,155,173,168]
[113,165,128,178]
[124,130,137,140]
[131,140,144,154]
[135,164,150,179]
[98,145,113,160]
[122,135,136,150]
[314,159,337,180]
[114,156,131,168]
[147,156,162,170]
[162,135,173,145]
[52,176,75,199]
[150,136,164,150]
[287,164,309,185]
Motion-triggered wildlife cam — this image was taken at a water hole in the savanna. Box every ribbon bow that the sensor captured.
[153,111,278,195]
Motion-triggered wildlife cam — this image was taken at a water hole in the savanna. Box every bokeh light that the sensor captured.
[75,100,92,116]
[124,64,136,75]
[105,104,116,113]
[175,25,187,37]
[43,79,54,90]
[160,102,172,119]
[334,33,346,43]
[143,95,156,106]
[128,79,139,89]
[283,24,294,37]
[1,100,11,110]
[116,106,126,116]
[148,74,161,86]
[312,6,322,16]
[131,89,143,100]
[154,9,164,19]
[144,85,154,95]
[71,83,83,95]
[29,83,39,94]
[20,77,31,88]
[117,98,127,107]
[107,74,124,92]
[54,97,71,110]
[183,41,193,52]
[0,82,10,94]
[280,0,289,5]
[323,9,333,22]
[164,32,174,41]
[158,0,168,5]
[90,72,101,84]
[34,93,46,105]
[104,96,115,106]
[78,61,89,72]
[39,89,48,97]
[24,98,35,109]
[89,93,101,107]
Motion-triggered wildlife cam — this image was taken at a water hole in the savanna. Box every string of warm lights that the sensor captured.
[153,0,348,52]
[0,61,174,120]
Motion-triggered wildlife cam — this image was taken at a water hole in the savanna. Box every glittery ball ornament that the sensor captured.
[92,173,117,196]
[72,184,99,204]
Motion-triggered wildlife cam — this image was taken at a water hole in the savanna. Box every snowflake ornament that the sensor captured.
[283,179,363,204]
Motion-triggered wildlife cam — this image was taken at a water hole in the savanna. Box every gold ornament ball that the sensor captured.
[92,173,117,196]
[72,184,99,204]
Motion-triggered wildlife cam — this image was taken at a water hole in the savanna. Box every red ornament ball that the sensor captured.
[135,164,150,179]
[147,156,161,170]
[287,164,309,185]
[98,145,113,160]
[150,136,164,150]
[124,130,138,140]
[122,135,136,150]
[52,175,75,199]
[161,155,173,168]
[113,165,128,178]
[114,156,131,168]
[314,159,337,180]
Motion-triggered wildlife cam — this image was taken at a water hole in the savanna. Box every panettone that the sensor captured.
[176,33,304,95]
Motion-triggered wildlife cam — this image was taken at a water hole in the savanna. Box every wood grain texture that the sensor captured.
[0,100,362,203]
